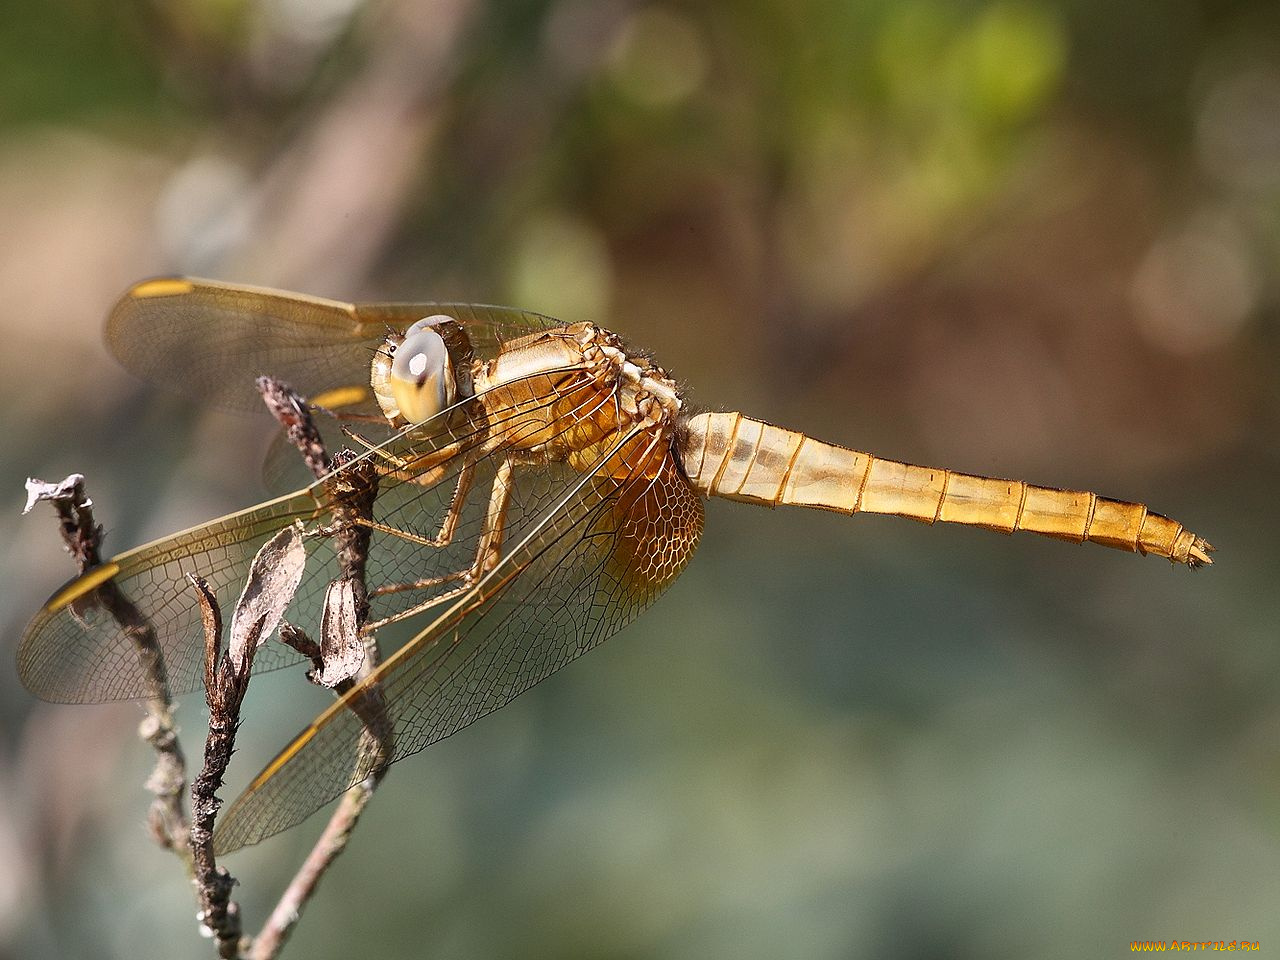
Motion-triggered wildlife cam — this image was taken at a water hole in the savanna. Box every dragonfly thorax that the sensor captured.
[579,325,682,426]
[458,321,684,475]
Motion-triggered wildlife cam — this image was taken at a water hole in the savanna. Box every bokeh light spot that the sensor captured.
[959,2,1065,122]
[1130,208,1257,355]
[1196,60,1280,193]
[607,7,708,109]
[506,211,614,321]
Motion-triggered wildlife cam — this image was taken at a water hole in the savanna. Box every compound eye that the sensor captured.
[389,317,456,424]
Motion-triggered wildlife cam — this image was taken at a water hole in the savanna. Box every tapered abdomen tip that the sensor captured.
[1186,537,1215,569]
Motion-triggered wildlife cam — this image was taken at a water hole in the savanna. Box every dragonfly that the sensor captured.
[19,278,1214,853]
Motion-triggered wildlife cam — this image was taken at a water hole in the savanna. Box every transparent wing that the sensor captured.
[19,489,321,703]
[19,372,615,704]
[213,431,705,853]
[107,277,563,411]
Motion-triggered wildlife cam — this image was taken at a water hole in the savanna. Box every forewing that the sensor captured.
[18,372,629,704]
[107,277,562,410]
[213,432,705,852]
[18,490,321,703]
[19,385,517,702]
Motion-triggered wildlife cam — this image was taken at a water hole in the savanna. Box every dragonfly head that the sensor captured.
[373,316,459,426]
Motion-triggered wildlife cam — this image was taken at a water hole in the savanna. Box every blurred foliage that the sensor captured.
[1,0,1278,958]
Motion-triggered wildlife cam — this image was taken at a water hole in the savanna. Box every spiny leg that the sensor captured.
[359,465,480,602]
[363,457,516,633]
[343,429,472,487]
[361,384,616,628]
[428,462,477,548]
[339,460,477,551]
[307,453,479,563]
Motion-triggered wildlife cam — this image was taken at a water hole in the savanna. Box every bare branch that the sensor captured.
[277,621,321,664]
[188,575,245,960]
[249,588,388,960]
[24,474,101,571]
[247,771,380,960]
[189,523,306,959]
[24,474,190,857]
[256,377,330,480]
[26,384,395,958]
[249,442,391,960]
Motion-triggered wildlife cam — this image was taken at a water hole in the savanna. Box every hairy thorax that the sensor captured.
[472,322,683,478]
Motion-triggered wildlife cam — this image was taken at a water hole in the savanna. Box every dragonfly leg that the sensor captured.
[346,519,444,547]
[362,457,515,633]
[342,429,479,490]
[343,431,432,474]
[362,463,480,600]
[369,568,469,598]
[424,462,477,547]
[337,460,479,552]
[337,425,396,459]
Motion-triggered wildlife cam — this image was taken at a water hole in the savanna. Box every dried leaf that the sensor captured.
[23,474,86,514]
[228,523,307,666]
[311,579,366,688]
[187,574,223,700]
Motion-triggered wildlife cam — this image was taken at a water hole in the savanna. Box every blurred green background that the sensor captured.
[0,0,1276,957]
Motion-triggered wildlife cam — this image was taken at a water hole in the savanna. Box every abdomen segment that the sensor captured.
[680,412,1213,567]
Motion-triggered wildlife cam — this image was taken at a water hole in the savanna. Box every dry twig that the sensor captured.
[248,380,393,960]
[189,525,307,958]
[23,474,190,857]
[26,374,394,959]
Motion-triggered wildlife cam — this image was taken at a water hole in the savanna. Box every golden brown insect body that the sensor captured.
[681,412,1213,566]
[19,277,1213,853]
